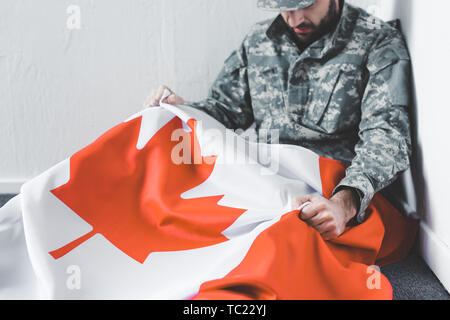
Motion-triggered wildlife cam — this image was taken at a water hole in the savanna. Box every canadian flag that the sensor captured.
[0,93,417,300]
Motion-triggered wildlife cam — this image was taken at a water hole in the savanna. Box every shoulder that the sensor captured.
[248,17,275,37]
[351,5,410,60]
[242,16,277,48]
[343,4,410,74]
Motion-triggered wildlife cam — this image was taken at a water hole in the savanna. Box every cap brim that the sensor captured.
[257,1,315,11]
[257,6,312,11]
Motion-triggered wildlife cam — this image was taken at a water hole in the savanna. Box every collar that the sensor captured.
[266,2,360,59]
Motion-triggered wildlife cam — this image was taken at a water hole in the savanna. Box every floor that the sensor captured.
[1,193,449,300]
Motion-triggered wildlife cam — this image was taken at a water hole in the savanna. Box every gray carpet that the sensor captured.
[382,246,450,300]
[0,193,449,300]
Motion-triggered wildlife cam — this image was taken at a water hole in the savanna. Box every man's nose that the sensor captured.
[285,10,305,28]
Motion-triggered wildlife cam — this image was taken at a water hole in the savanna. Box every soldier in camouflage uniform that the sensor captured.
[147,0,412,240]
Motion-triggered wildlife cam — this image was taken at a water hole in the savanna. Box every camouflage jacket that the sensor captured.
[186,3,412,223]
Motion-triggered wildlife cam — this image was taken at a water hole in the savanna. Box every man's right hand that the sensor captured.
[144,85,184,108]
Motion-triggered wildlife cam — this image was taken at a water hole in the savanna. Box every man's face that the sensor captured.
[281,0,341,46]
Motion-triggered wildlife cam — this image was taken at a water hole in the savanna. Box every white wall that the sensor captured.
[0,0,275,189]
[360,0,450,292]
[361,0,450,293]
[391,0,450,293]
[1,0,450,292]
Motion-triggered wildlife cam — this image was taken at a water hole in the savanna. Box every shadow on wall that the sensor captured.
[392,0,429,223]
[393,0,412,38]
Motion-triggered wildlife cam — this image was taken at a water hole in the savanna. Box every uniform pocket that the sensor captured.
[287,84,310,113]
[307,69,342,125]
[306,66,363,134]
[248,66,285,121]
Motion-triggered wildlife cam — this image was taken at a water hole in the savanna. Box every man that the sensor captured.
[146,0,412,241]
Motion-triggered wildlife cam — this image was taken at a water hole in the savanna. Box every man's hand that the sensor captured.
[293,189,358,241]
[144,85,184,108]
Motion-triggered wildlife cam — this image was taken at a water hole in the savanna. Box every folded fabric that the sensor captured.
[0,96,418,300]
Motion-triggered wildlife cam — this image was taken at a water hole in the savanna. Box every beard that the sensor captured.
[286,0,341,49]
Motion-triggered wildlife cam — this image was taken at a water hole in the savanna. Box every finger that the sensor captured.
[163,85,173,94]
[155,86,164,102]
[315,220,335,234]
[320,222,341,240]
[165,94,179,105]
[292,196,313,210]
[158,85,173,100]
[161,95,169,104]
[306,211,331,228]
[153,86,166,103]
[169,94,184,105]
[298,201,312,213]
[321,230,339,241]
[300,200,325,221]
[148,89,160,107]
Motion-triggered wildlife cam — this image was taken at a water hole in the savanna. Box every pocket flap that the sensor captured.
[308,69,342,124]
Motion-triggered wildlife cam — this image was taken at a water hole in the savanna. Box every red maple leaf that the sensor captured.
[49,115,246,263]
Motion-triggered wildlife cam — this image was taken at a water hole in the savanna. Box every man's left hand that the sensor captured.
[293,189,358,241]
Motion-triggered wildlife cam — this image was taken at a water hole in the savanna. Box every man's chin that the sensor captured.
[295,33,313,43]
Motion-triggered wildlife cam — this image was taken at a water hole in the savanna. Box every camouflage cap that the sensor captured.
[257,0,316,11]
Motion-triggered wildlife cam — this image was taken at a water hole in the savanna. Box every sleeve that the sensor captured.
[333,29,413,223]
[184,38,254,131]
